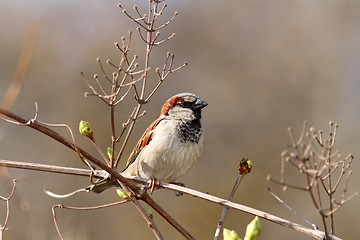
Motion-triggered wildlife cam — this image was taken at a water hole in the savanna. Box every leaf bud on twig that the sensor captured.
[244,216,261,240]
[223,228,241,240]
[79,120,94,138]
[116,189,129,199]
[238,157,252,175]
[107,147,116,161]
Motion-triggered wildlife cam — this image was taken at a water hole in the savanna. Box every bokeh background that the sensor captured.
[1,0,359,239]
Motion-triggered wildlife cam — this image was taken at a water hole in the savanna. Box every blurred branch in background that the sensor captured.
[0,23,40,214]
[0,23,40,110]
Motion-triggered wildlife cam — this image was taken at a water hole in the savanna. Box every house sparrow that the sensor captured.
[91,92,207,193]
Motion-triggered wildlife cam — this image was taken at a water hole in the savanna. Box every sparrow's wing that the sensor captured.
[123,117,164,171]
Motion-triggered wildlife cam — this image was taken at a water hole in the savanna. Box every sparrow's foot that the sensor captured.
[170,182,185,196]
[148,176,158,194]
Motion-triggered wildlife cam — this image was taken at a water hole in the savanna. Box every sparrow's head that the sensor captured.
[160,93,208,120]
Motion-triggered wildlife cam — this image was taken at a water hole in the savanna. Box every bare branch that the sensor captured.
[154,11,178,30]
[153,33,176,46]
[114,85,132,105]
[214,171,244,240]
[136,27,148,43]
[118,4,148,30]
[52,200,129,240]
[0,159,107,179]
[134,6,144,19]
[0,179,17,238]
[270,122,356,238]
[96,58,113,84]
[268,188,318,230]
[267,175,309,191]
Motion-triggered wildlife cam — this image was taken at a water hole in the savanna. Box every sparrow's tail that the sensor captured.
[87,179,121,194]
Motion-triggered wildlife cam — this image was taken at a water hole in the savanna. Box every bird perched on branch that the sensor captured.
[92,92,208,193]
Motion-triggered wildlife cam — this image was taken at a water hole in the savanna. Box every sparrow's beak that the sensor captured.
[193,99,208,109]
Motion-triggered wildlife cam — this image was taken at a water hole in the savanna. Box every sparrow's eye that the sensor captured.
[180,100,194,108]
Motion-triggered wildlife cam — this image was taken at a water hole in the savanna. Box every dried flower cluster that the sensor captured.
[269,122,356,239]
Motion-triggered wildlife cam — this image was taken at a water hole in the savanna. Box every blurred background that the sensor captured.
[1,0,359,239]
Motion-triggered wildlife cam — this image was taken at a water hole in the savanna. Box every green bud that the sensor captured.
[147,208,153,218]
[223,228,241,240]
[244,216,261,240]
[116,189,129,199]
[79,120,93,137]
[107,147,116,161]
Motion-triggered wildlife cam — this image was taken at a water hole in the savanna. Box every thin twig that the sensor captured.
[214,172,244,240]
[96,58,113,84]
[52,200,129,240]
[141,193,194,240]
[0,159,107,178]
[118,4,147,30]
[0,179,17,239]
[154,11,178,30]
[268,188,317,230]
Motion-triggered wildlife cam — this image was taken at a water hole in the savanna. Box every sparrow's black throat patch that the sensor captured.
[177,119,202,143]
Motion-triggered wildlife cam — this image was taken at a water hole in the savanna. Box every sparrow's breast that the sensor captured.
[123,118,204,182]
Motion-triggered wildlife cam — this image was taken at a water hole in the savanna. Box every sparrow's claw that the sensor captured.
[175,191,183,197]
[170,182,185,196]
[149,177,157,194]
